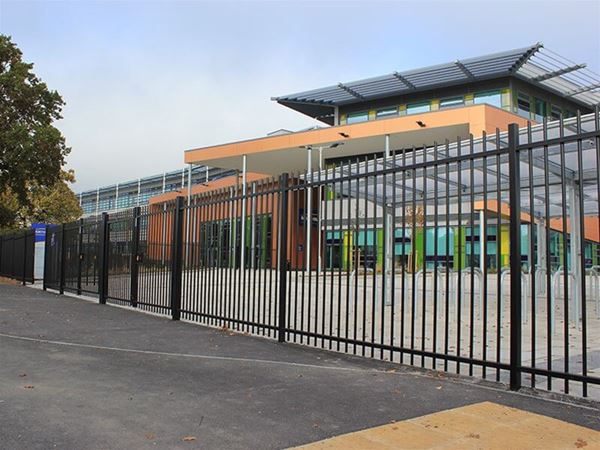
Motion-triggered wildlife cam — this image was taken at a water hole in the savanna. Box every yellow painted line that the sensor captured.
[291,401,600,449]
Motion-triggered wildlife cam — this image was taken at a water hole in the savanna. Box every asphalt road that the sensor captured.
[0,284,598,449]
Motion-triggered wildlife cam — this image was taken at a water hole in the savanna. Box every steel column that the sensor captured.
[170,196,185,320]
[59,224,66,294]
[77,218,84,294]
[240,155,247,270]
[306,147,313,272]
[508,123,522,391]
[130,206,141,308]
[568,183,582,325]
[278,173,289,343]
[42,224,49,291]
[98,212,109,305]
[479,209,485,273]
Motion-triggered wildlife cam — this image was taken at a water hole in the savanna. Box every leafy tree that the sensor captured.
[0,170,82,232]
[27,170,82,224]
[0,35,76,229]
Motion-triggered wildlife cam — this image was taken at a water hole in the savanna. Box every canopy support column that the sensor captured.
[479,209,485,273]
[568,183,583,326]
[317,147,323,273]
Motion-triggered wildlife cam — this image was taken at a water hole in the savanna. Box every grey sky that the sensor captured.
[1,0,599,192]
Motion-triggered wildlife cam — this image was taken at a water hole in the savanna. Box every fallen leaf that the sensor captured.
[23,385,34,389]
[182,436,197,442]
[18,374,26,377]
[145,432,156,440]
[436,386,443,390]
[575,438,587,448]
[467,433,480,439]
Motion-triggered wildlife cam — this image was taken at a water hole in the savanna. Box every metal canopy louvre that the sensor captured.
[274,44,600,117]
[300,112,600,222]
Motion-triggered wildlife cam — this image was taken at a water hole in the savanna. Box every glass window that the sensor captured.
[534,98,546,122]
[517,92,531,119]
[473,91,502,108]
[550,105,562,120]
[346,111,369,124]
[406,102,430,115]
[376,107,398,119]
[439,97,464,109]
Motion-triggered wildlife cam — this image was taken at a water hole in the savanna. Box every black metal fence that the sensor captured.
[37,112,600,400]
[0,229,35,284]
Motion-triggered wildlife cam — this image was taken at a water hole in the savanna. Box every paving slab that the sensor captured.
[292,401,600,449]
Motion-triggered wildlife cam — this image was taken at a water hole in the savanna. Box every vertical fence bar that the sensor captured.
[77,219,84,294]
[278,173,289,343]
[98,212,109,305]
[130,206,141,308]
[22,231,28,286]
[59,224,66,294]
[508,123,522,391]
[170,197,185,320]
[43,224,49,291]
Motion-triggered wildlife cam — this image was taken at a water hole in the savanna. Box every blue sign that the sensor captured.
[31,223,47,243]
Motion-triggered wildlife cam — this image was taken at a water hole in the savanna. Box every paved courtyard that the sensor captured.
[0,284,598,449]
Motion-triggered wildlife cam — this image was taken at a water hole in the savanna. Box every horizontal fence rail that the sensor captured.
[37,111,600,400]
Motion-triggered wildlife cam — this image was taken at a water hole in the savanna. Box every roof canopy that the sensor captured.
[273,44,600,123]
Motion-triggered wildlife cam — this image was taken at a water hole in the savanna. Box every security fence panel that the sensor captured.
[513,112,600,398]
[36,111,600,400]
[135,202,176,315]
[106,210,135,305]
[0,229,35,283]
[62,221,81,294]
[179,177,284,336]
[79,217,101,296]
[44,225,61,290]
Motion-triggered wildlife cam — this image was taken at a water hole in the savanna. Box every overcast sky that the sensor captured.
[1,0,599,192]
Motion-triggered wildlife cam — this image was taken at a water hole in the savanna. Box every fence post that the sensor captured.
[130,206,141,308]
[22,232,27,286]
[277,173,289,343]
[77,218,84,295]
[508,123,522,391]
[42,225,49,291]
[98,213,109,305]
[59,224,66,294]
[170,197,185,320]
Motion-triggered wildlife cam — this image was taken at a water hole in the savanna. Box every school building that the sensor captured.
[148,43,600,272]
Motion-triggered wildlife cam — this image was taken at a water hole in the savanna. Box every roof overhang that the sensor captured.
[273,43,600,122]
[184,105,530,175]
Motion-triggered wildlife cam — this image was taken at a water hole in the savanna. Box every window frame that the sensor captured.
[473,90,502,109]
[516,91,531,119]
[375,106,398,119]
[346,110,369,124]
[439,96,465,109]
[406,101,431,115]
